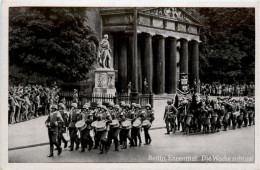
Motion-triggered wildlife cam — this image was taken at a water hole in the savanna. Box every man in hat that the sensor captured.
[164,100,177,134]
[68,103,80,151]
[45,104,63,157]
[57,103,68,149]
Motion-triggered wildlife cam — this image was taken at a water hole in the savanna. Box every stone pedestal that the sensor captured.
[93,68,117,96]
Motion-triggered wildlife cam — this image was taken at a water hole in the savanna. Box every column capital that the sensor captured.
[154,34,167,39]
[141,32,155,37]
[191,39,202,43]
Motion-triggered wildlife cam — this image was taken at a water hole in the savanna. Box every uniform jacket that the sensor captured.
[68,110,81,128]
[45,111,64,132]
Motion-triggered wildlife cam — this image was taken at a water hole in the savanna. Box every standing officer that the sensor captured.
[45,104,63,157]
[164,100,177,134]
[68,103,80,151]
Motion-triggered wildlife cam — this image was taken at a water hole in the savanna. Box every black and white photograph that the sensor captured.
[1,1,259,168]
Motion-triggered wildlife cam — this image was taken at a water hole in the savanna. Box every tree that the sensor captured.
[9,7,99,82]
[185,8,255,84]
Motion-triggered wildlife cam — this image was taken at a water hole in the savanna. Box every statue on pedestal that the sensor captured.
[98,34,112,69]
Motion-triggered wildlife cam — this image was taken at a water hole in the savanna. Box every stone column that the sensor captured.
[168,37,178,94]
[180,38,189,75]
[191,40,199,92]
[129,34,139,94]
[154,35,166,94]
[118,36,128,93]
[142,33,153,93]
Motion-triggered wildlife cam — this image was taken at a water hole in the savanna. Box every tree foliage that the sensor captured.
[9,7,98,82]
[186,8,255,84]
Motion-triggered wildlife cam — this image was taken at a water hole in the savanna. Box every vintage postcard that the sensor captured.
[1,0,259,169]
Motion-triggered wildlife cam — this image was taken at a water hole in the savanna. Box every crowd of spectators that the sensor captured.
[8,84,68,124]
[199,83,255,97]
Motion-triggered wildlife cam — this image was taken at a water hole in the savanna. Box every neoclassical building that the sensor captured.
[88,7,201,94]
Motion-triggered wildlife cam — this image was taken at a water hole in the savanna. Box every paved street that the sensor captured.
[9,125,254,163]
[8,98,254,163]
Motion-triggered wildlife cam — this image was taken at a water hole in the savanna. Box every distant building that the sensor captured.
[87,7,202,94]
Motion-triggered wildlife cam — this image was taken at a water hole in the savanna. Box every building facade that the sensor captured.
[88,7,201,94]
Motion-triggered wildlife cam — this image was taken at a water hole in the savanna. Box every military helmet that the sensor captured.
[71,103,77,108]
[51,104,58,110]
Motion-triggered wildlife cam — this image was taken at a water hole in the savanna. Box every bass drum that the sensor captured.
[91,121,97,128]
[142,120,151,129]
[133,118,142,128]
[121,119,132,129]
[110,119,120,128]
[95,120,106,131]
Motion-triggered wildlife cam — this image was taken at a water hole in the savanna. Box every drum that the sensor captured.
[212,116,218,122]
[133,118,142,128]
[75,120,87,131]
[233,111,240,117]
[91,121,97,128]
[95,120,106,131]
[110,119,119,128]
[142,120,151,128]
[122,119,132,129]
[186,116,192,125]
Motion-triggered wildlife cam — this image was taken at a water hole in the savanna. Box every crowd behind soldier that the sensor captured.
[44,100,155,157]
[164,94,255,135]
[8,84,66,124]
[199,83,255,96]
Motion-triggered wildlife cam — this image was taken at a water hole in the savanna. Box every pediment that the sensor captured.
[140,7,201,26]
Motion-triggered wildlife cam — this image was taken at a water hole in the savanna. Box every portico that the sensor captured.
[100,7,202,94]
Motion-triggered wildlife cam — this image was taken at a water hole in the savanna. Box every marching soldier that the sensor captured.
[45,104,63,157]
[164,100,177,134]
[68,103,80,151]
[79,103,93,152]
[107,104,121,151]
[96,105,112,154]
[93,104,102,149]
[132,104,142,146]
[143,104,154,145]
[57,103,68,149]
[120,104,135,149]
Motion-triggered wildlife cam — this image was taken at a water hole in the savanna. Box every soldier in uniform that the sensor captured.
[57,103,68,149]
[93,104,102,149]
[68,103,80,151]
[79,103,93,152]
[132,104,143,146]
[107,104,121,151]
[120,104,135,149]
[164,100,177,134]
[45,104,63,157]
[143,104,154,144]
[97,105,112,154]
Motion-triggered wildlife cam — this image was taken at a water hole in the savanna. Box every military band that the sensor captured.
[163,94,255,135]
[45,94,254,157]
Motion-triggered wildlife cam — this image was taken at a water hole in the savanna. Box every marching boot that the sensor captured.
[64,141,68,149]
[133,137,138,147]
[75,139,80,150]
[99,141,104,154]
[48,144,54,157]
[58,147,62,155]
[121,141,127,149]
[69,140,74,151]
